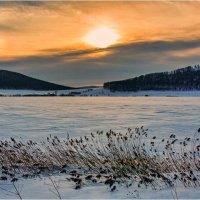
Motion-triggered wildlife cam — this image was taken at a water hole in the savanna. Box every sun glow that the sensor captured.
[0,39,5,48]
[84,27,120,48]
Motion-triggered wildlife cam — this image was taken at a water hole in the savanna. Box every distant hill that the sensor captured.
[104,65,200,91]
[0,70,73,90]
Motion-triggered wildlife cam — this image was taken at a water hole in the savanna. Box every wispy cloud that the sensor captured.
[1,1,200,86]
[168,47,200,58]
[1,39,200,86]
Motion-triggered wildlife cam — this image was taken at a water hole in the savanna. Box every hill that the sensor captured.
[0,70,73,90]
[104,65,200,91]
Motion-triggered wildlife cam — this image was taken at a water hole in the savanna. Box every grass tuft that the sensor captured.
[0,127,200,191]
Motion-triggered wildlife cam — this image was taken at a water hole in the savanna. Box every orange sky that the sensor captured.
[1,1,200,86]
[1,1,200,59]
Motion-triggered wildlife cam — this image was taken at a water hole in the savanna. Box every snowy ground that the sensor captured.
[0,174,200,199]
[1,96,200,198]
[2,87,200,96]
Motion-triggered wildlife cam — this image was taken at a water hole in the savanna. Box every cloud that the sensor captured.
[168,46,200,58]
[0,24,19,32]
[2,1,200,58]
[1,39,200,86]
[1,2,200,86]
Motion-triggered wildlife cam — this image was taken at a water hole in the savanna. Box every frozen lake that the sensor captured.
[1,96,200,199]
[0,97,200,140]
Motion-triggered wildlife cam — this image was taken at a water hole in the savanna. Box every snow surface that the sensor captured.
[1,97,200,140]
[0,175,199,199]
[2,87,200,96]
[0,96,200,198]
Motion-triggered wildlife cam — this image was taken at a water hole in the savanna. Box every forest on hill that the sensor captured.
[104,65,200,91]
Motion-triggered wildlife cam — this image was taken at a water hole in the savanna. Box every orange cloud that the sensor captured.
[1,1,200,60]
[168,46,200,58]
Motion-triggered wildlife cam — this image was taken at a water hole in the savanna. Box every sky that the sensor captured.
[1,1,200,86]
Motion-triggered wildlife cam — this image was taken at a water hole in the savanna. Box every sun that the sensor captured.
[0,39,5,48]
[84,27,120,48]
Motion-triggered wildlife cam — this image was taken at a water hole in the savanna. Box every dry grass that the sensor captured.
[0,127,200,191]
